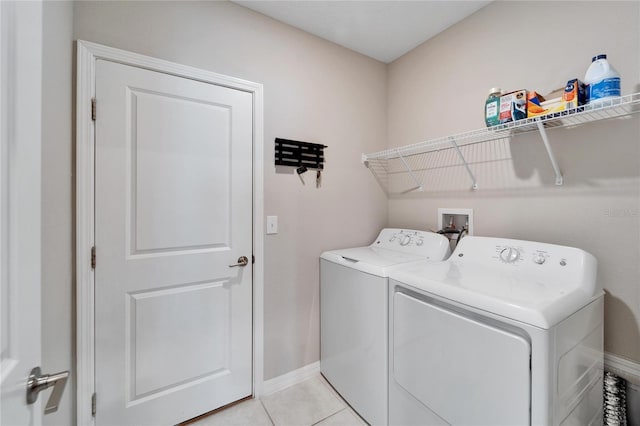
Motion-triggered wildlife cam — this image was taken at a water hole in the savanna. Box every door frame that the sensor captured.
[75,40,265,425]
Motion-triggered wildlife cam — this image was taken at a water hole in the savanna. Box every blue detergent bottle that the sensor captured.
[584,54,621,104]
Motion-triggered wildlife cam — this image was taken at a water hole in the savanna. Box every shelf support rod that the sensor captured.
[397,151,423,192]
[535,120,563,185]
[448,137,478,190]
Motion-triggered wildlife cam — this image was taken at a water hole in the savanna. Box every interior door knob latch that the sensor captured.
[228,256,249,267]
[26,366,69,414]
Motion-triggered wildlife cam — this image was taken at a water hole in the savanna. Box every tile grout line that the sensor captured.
[312,376,350,424]
[310,407,347,426]
[259,398,277,426]
[258,376,349,426]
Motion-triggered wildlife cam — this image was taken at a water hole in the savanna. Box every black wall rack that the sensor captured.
[275,138,326,170]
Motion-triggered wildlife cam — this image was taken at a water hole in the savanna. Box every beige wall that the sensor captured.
[71,0,387,389]
[387,1,640,362]
[42,2,386,424]
[41,2,640,424]
[42,1,75,425]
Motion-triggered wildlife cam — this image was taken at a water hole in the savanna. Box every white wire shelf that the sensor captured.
[363,92,640,192]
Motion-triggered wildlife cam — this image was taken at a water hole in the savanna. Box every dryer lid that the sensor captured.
[390,236,601,329]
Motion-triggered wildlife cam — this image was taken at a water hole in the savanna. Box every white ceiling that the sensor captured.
[233,1,492,63]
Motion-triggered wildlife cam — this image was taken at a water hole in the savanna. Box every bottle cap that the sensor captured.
[592,54,607,62]
[489,88,502,95]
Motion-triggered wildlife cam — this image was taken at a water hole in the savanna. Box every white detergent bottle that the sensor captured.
[584,54,621,104]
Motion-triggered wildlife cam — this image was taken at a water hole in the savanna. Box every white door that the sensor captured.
[0,2,43,425]
[94,59,253,425]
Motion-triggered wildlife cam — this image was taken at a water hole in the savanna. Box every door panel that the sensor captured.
[131,89,232,253]
[128,281,230,399]
[0,1,43,424]
[95,59,253,425]
[393,291,531,426]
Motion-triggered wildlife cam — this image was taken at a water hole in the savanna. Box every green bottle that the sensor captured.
[485,88,502,127]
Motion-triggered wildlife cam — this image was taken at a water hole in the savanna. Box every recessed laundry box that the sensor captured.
[389,236,604,426]
[320,228,450,425]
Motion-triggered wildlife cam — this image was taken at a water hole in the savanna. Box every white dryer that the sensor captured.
[389,236,604,426]
[320,228,450,426]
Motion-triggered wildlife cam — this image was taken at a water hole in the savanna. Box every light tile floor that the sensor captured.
[189,375,367,426]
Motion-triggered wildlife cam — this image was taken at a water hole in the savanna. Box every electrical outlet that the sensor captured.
[437,208,473,236]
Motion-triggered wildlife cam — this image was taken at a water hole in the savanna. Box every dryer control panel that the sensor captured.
[493,245,557,266]
[493,243,560,268]
[450,236,600,296]
[371,228,451,259]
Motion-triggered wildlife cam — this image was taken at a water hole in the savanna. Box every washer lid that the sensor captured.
[321,247,427,277]
[320,228,451,277]
[390,236,601,329]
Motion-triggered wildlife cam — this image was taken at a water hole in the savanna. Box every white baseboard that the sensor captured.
[605,352,640,385]
[259,354,637,396]
[261,361,320,396]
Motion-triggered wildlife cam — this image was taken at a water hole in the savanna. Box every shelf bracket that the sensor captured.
[397,151,424,192]
[535,120,563,186]
[448,137,478,190]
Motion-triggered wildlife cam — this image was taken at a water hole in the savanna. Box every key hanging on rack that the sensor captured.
[296,165,307,185]
[274,138,326,187]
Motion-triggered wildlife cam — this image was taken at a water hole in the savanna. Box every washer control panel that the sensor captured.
[382,230,425,248]
[372,228,450,258]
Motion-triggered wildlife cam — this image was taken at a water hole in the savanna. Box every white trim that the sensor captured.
[252,78,265,398]
[261,362,321,396]
[75,40,265,425]
[75,40,96,426]
[604,352,640,385]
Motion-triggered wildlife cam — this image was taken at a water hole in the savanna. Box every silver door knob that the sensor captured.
[26,366,69,414]
[229,256,249,267]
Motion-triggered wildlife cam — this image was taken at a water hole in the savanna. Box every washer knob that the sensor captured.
[533,254,546,265]
[400,235,411,246]
[389,235,396,242]
[499,247,520,263]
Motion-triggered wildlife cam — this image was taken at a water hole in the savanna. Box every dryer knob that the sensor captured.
[400,235,411,246]
[500,247,520,263]
[533,254,546,265]
[416,239,424,246]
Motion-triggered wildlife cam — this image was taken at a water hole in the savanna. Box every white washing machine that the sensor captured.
[320,228,450,426]
[389,236,604,426]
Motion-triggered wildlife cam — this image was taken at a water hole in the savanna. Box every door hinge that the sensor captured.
[91,246,96,269]
[91,98,96,121]
[252,254,255,264]
[91,392,96,416]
